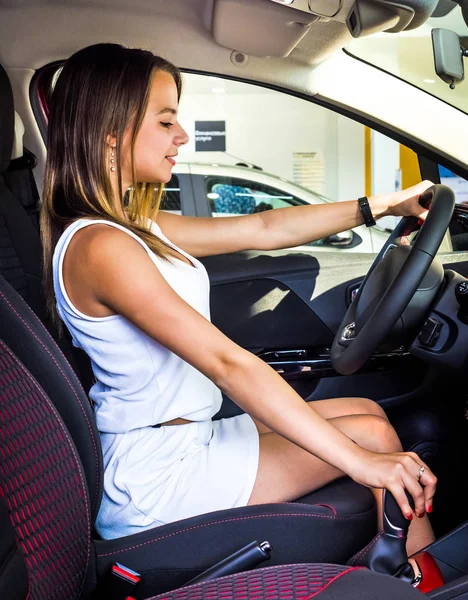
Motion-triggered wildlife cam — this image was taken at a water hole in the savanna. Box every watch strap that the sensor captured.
[358,196,376,227]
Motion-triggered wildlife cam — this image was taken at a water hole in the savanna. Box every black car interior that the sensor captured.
[0,58,412,600]
[3,0,468,596]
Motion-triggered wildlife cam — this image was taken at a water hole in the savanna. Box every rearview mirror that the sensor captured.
[432,28,467,88]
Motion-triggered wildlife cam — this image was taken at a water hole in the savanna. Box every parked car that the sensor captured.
[162,163,390,252]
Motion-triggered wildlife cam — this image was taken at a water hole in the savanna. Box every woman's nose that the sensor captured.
[175,123,190,146]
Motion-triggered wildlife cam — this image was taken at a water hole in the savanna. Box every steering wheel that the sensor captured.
[331,184,455,376]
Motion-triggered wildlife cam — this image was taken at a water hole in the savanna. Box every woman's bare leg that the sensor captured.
[252,396,391,435]
[248,397,435,556]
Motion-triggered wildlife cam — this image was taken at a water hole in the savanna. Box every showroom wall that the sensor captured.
[177,75,366,202]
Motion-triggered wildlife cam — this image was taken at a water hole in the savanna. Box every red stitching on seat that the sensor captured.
[150,563,350,598]
[305,566,365,599]
[283,500,374,517]
[349,531,383,565]
[98,511,366,557]
[0,288,100,511]
[0,341,91,566]
[313,504,338,516]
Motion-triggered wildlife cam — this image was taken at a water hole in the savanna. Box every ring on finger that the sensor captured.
[417,465,425,483]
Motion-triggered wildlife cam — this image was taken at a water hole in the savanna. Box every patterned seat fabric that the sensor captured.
[148,563,427,600]
[0,337,427,600]
[0,340,90,600]
[150,563,361,600]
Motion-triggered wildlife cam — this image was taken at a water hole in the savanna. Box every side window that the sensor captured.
[204,176,306,216]
[439,166,468,205]
[36,67,425,254]
[175,73,424,253]
[160,174,182,214]
[204,175,362,249]
[439,166,468,252]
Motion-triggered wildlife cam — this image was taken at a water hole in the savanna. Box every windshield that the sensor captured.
[346,4,468,115]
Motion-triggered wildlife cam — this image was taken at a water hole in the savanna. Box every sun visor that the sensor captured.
[212,0,320,57]
[211,0,440,58]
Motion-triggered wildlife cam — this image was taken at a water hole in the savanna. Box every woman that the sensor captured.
[41,43,437,554]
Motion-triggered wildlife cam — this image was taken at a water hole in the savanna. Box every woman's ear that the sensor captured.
[106,134,117,148]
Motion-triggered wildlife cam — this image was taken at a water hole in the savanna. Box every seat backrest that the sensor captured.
[0,272,104,521]
[0,339,91,600]
[5,112,41,231]
[0,64,44,320]
[0,63,103,517]
[0,62,96,392]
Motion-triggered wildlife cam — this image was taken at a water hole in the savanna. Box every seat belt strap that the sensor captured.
[4,149,40,230]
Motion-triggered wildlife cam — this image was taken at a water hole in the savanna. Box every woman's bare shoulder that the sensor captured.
[66,221,147,270]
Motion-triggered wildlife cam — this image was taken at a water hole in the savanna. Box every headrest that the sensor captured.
[0,64,14,174]
[11,112,25,160]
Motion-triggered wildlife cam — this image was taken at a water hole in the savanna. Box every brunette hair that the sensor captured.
[41,43,182,331]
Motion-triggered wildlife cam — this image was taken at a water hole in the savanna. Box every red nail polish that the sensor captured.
[427,505,433,513]
[407,513,413,520]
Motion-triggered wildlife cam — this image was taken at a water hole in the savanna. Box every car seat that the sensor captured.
[0,337,427,600]
[0,63,96,394]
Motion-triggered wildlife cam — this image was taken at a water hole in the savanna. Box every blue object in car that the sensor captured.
[212,183,256,214]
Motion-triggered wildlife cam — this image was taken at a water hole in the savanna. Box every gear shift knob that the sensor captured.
[383,489,414,535]
[347,490,415,578]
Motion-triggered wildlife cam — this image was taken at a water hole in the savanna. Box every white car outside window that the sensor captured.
[171,163,390,253]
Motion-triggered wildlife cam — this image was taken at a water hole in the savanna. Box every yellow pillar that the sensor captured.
[400,145,421,189]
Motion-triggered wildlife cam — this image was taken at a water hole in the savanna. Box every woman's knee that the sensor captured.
[365,415,402,453]
[349,397,389,421]
[335,414,402,453]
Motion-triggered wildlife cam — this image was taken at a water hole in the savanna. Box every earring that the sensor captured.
[110,148,116,172]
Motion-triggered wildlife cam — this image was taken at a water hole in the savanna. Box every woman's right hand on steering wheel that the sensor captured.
[349,449,437,520]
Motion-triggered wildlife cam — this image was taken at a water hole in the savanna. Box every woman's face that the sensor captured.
[119,70,189,186]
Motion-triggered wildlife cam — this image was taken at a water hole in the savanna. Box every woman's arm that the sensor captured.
[157,180,433,257]
[84,226,436,518]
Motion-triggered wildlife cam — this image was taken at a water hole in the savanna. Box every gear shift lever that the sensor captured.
[348,490,444,592]
[346,490,415,581]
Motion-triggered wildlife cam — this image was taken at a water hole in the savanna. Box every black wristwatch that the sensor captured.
[358,196,376,227]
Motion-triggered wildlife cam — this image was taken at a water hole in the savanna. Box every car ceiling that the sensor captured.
[2,0,463,180]
[0,0,353,92]
[0,0,440,75]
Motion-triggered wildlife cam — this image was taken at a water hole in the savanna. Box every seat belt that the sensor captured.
[4,148,41,231]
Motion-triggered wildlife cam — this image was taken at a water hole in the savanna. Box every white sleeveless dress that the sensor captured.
[52,218,259,539]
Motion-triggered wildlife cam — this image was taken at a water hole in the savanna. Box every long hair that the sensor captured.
[41,43,183,332]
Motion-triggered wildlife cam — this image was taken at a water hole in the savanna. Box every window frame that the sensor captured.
[29,58,468,254]
[30,58,468,183]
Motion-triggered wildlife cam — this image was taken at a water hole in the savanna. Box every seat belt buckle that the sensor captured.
[107,562,141,600]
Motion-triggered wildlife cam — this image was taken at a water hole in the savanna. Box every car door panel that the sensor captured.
[203,250,374,340]
[202,249,433,417]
